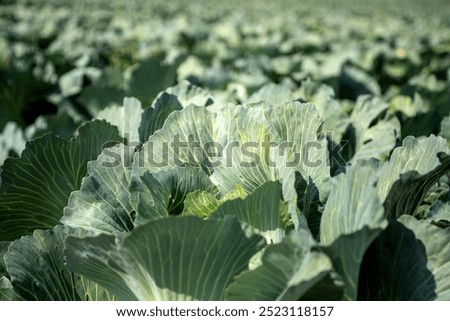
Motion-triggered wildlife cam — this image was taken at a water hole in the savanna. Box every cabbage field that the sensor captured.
[0,0,449,301]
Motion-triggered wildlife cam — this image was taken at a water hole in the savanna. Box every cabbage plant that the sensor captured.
[1,81,449,301]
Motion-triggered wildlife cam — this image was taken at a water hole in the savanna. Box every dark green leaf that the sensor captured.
[0,120,121,241]
[65,216,265,300]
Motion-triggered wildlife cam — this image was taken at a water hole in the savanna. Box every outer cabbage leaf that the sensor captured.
[96,97,143,143]
[209,181,287,243]
[261,101,331,220]
[320,161,388,300]
[65,216,265,300]
[296,79,349,142]
[136,105,214,173]
[4,225,115,301]
[383,153,450,220]
[359,216,450,300]
[346,96,400,162]
[0,277,20,301]
[225,230,342,300]
[0,120,122,241]
[262,102,330,197]
[138,81,212,142]
[378,135,448,198]
[61,144,136,237]
[138,93,182,143]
